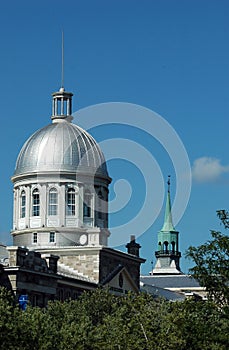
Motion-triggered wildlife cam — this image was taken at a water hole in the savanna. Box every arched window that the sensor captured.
[48,188,58,215]
[66,188,75,216]
[163,241,169,252]
[171,241,176,253]
[32,189,40,216]
[20,190,26,218]
[83,190,92,217]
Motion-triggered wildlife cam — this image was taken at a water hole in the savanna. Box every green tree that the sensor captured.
[186,210,229,307]
[0,286,229,349]
[0,287,16,349]
[168,299,229,350]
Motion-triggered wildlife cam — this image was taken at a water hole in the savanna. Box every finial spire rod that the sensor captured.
[61,30,64,89]
[167,175,171,192]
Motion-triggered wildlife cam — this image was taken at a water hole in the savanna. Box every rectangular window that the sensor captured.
[49,231,55,243]
[33,232,37,244]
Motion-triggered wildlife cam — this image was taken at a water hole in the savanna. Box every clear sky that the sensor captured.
[0,0,228,274]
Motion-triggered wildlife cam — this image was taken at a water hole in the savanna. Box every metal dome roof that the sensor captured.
[13,120,109,178]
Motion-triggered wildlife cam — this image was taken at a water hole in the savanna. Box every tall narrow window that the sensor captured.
[33,232,37,244]
[20,190,26,218]
[98,191,103,220]
[83,191,92,217]
[48,188,58,215]
[32,189,40,216]
[163,241,169,253]
[49,231,55,243]
[66,188,75,216]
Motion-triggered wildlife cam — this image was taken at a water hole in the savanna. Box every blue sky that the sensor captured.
[0,0,228,274]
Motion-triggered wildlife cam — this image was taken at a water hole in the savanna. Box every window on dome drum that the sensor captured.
[48,188,58,216]
[83,191,92,217]
[66,188,75,216]
[33,232,37,244]
[32,189,40,216]
[20,191,26,218]
[98,191,103,220]
[49,231,55,243]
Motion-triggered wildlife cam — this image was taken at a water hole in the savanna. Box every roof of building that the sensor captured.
[100,264,124,285]
[58,262,97,284]
[13,120,109,178]
[12,87,110,180]
[140,282,185,301]
[140,274,201,289]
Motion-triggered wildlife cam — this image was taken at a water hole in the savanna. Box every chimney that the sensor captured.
[45,255,59,273]
[126,235,141,257]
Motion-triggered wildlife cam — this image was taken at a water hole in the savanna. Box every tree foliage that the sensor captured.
[186,210,229,307]
[0,287,228,350]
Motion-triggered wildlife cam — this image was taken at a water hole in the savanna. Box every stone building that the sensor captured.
[0,86,145,307]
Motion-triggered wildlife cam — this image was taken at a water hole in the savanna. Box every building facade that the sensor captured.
[0,86,145,306]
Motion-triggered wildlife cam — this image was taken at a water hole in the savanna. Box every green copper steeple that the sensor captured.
[152,176,181,275]
[161,176,175,232]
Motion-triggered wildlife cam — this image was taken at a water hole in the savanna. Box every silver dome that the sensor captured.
[14,121,109,178]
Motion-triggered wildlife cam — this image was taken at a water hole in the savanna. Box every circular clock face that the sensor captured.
[79,234,87,245]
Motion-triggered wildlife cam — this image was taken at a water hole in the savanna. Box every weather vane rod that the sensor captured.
[61,30,64,89]
[167,175,171,192]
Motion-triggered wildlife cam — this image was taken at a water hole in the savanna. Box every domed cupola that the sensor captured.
[11,87,111,249]
[14,88,109,179]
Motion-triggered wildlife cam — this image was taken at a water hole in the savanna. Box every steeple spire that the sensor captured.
[161,175,175,232]
[152,175,181,275]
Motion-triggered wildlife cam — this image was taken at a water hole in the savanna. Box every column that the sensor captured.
[61,97,64,115]
[67,98,70,115]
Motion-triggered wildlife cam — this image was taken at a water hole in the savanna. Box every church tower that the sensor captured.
[152,176,181,275]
